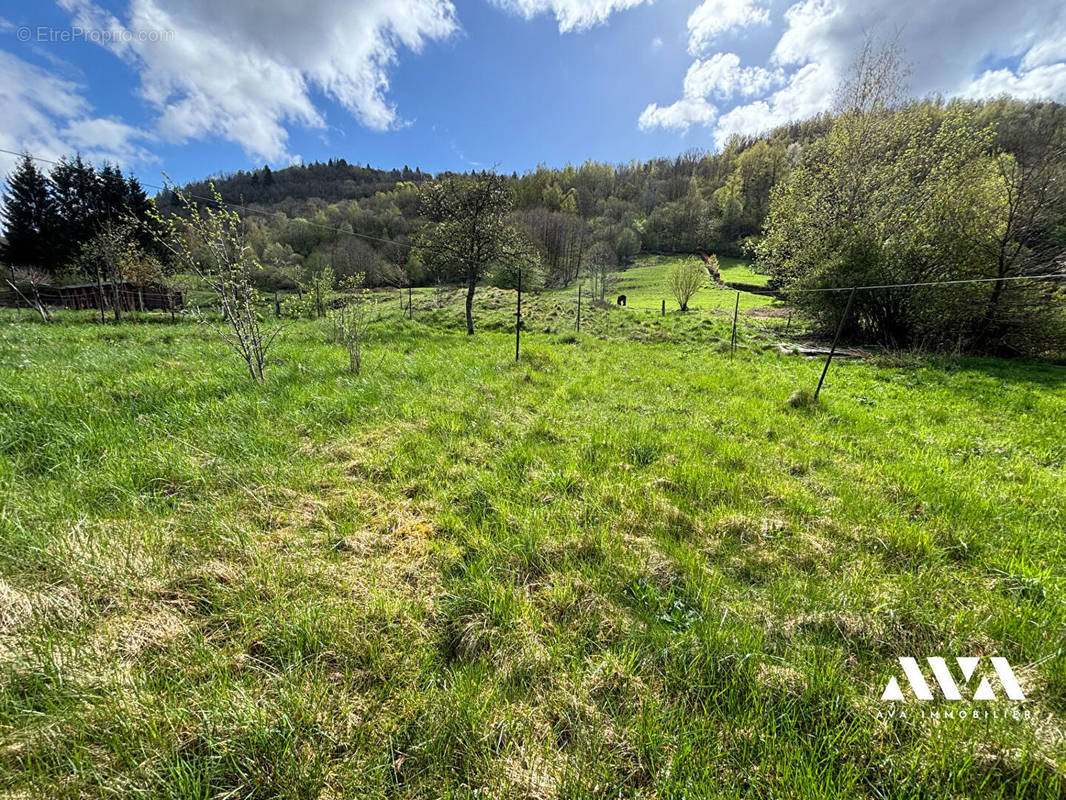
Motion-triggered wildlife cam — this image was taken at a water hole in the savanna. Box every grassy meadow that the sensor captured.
[543,255,773,314]
[1,256,1064,798]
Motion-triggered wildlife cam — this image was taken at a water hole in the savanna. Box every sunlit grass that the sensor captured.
[0,262,1063,797]
[546,253,775,313]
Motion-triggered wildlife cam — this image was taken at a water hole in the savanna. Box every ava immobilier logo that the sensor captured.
[881,656,1025,702]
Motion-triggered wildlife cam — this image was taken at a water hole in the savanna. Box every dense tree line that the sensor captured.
[1,154,158,279]
[3,91,1063,352]
[135,114,838,294]
[154,159,430,210]
[757,51,1066,355]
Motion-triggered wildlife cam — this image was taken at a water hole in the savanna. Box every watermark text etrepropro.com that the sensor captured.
[17,26,174,44]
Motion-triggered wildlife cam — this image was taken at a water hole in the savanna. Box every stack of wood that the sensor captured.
[698,251,724,285]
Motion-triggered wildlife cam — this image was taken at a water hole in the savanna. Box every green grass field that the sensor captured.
[545,254,774,314]
[1,256,1064,798]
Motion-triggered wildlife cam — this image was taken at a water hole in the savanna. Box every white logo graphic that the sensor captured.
[881,657,1025,701]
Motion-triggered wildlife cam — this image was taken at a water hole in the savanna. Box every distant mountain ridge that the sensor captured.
[156,159,433,209]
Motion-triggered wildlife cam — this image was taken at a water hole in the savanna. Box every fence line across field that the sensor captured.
[5,145,1063,398]
[785,272,1064,293]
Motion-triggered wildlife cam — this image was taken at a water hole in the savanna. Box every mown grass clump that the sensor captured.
[0,268,1063,798]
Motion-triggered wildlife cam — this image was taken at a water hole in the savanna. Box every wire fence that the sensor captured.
[4,146,1064,398]
[3,272,1063,402]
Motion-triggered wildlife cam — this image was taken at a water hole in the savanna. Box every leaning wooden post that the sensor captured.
[785,310,792,333]
[814,286,857,401]
[731,291,740,356]
[661,299,666,317]
[515,268,522,362]
[274,289,281,317]
[576,284,582,331]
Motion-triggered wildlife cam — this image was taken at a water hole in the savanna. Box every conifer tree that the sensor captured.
[1,154,56,276]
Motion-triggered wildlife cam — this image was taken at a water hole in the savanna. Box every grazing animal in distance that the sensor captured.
[617,295,627,306]
[698,252,724,285]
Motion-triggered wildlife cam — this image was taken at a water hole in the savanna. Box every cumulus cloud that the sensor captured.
[642,0,1066,147]
[490,0,650,33]
[961,63,1066,102]
[638,52,781,131]
[686,52,781,98]
[0,50,154,177]
[687,0,770,55]
[58,0,459,162]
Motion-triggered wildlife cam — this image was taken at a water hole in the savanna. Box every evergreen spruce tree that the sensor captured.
[1,154,57,275]
[49,155,102,270]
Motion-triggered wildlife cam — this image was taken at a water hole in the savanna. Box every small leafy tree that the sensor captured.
[78,219,140,323]
[306,260,335,319]
[417,172,538,334]
[668,258,707,311]
[328,275,376,374]
[148,183,281,381]
[284,262,336,319]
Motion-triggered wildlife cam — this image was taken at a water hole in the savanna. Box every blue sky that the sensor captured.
[1,0,1065,187]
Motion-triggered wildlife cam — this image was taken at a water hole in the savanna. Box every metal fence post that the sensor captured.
[515,268,522,362]
[814,286,857,400]
[731,291,740,356]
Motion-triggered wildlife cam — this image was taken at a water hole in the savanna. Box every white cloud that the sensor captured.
[685,52,780,98]
[0,50,155,177]
[687,0,770,55]
[639,96,717,131]
[642,0,1066,147]
[58,0,459,162]
[712,61,835,143]
[961,63,1066,101]
[638,52,781,132]
[490,0,650,33]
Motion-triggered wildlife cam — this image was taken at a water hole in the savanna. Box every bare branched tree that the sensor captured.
[584,241,618,302]
[834,35,910,115]
[5,268,53,323]
[78,219,136,323]
[148,182,281,381]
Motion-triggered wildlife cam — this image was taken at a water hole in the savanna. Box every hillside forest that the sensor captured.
[2,94,1065,355]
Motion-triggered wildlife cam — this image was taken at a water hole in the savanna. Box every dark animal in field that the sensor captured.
[617,295,627,306]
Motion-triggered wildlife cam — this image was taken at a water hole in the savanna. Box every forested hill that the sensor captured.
[153,97,1063,291]
[5,97,1062,321]
[156,159,433,209]
[149,110,845,290]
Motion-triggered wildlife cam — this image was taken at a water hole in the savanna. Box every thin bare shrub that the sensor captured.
[148,183,281,381]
